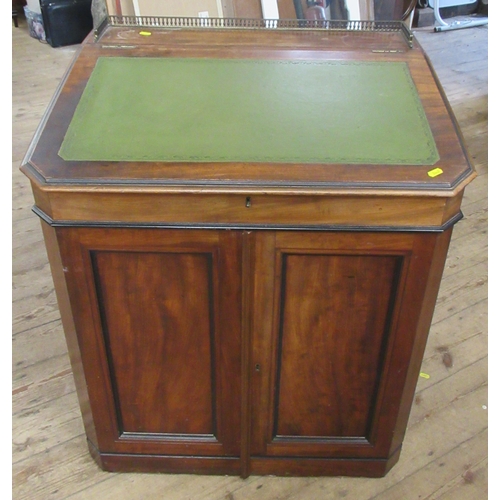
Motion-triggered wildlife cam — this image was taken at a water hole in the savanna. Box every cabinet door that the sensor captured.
[249,230,449,474]
[56,227,242,465]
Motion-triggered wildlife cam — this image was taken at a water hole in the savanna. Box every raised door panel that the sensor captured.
[92,250,216,437]
[275,253,399,440]
[250,231,439,463]
[56,227,242,459]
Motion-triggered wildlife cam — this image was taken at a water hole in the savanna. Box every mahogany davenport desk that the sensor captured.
[21,18,476,478]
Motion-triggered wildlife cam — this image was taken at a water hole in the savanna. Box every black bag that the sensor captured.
[40,0,93,48]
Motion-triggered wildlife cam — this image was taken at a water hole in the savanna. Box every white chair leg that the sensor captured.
[433,0,488,31]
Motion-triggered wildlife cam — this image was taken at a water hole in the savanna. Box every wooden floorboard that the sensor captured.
[12,17,487,500]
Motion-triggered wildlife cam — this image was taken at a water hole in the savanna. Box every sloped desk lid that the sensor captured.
[23,24,474,194]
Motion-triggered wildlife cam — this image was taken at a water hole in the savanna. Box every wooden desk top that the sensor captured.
[21,20,475,198]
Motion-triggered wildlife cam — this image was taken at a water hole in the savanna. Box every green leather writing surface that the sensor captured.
[59,57,439,165]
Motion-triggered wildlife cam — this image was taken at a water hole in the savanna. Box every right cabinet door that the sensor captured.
[249,230,451,475]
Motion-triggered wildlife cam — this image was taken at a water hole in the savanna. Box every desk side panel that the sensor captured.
[40,221,101,460]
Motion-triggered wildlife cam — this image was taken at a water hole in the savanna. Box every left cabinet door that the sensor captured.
[53,226,243,473]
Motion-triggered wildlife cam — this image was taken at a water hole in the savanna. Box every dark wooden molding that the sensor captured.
[32,205,464,233]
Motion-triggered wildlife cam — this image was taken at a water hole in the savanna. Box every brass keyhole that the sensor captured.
[246,196,251,208]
